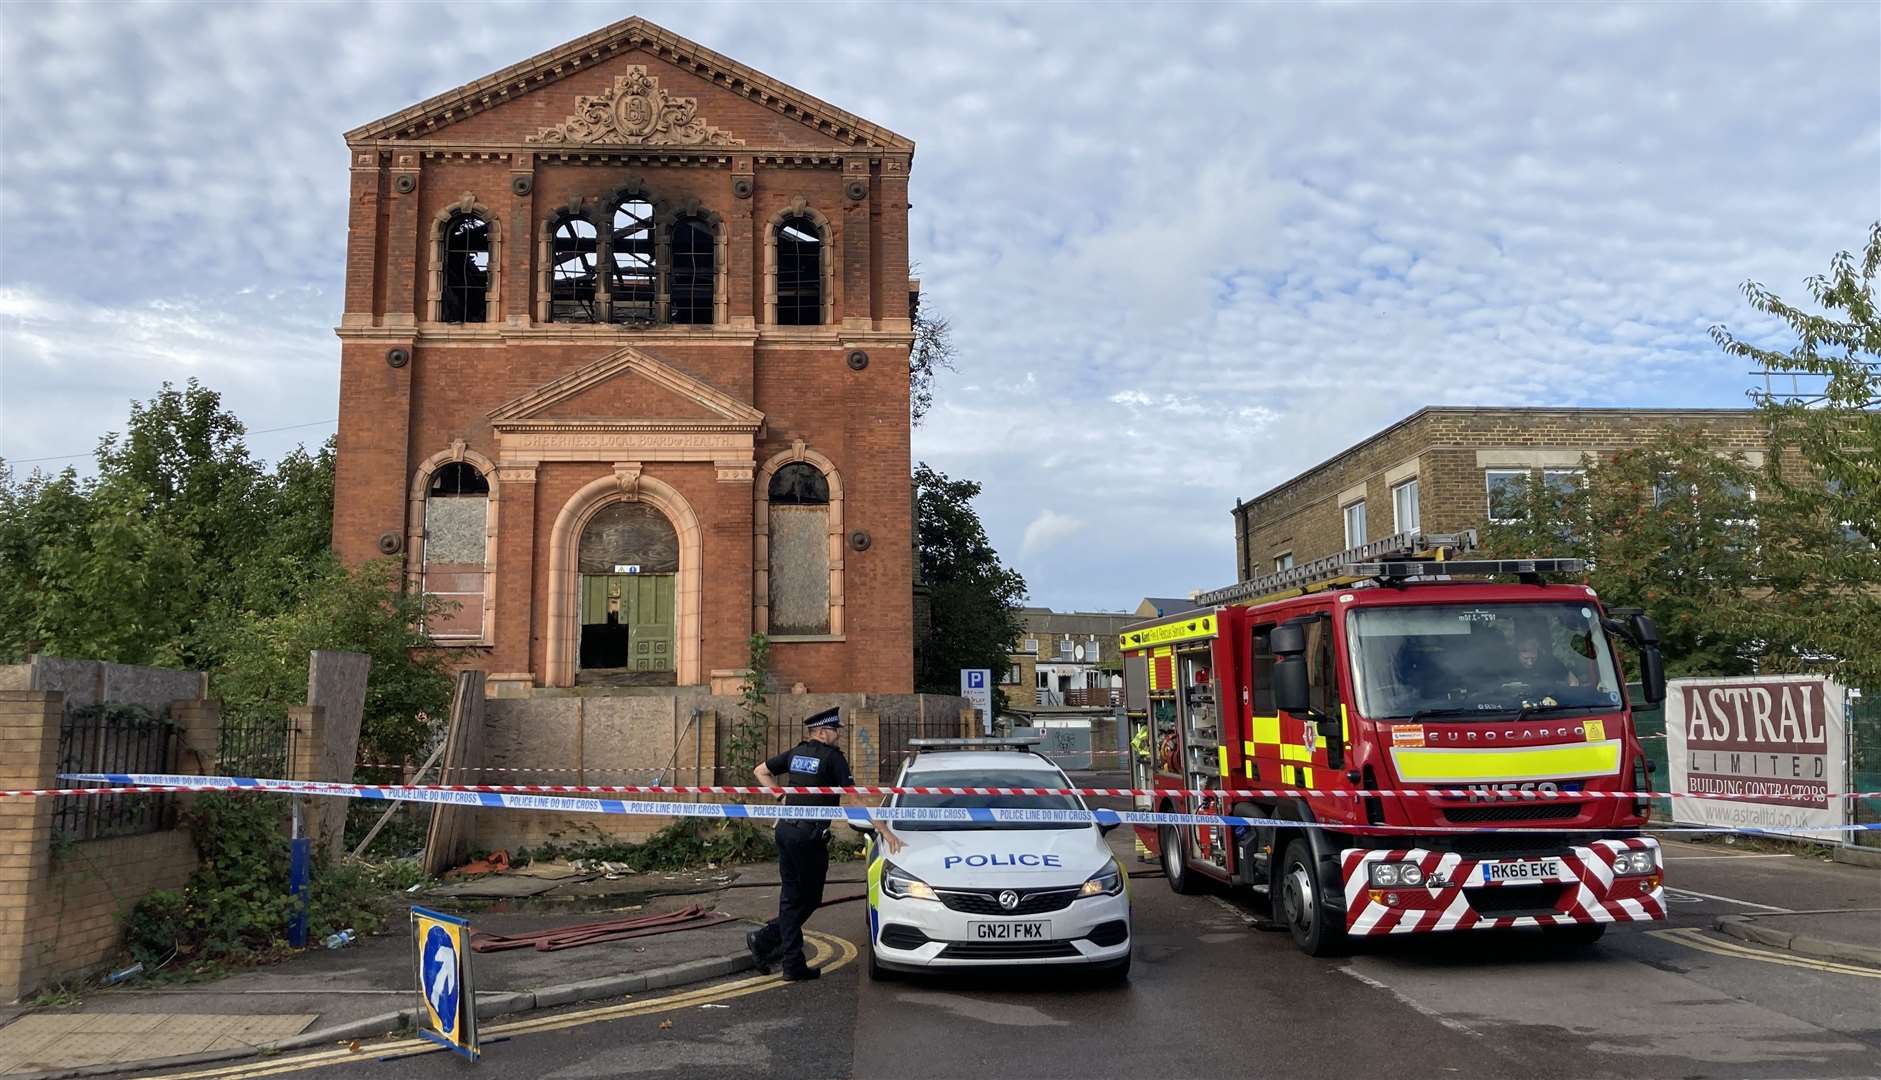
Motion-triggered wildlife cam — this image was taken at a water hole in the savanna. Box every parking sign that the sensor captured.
[961,669,992,734]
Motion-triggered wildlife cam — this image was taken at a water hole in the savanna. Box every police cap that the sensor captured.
[804,706,843,730]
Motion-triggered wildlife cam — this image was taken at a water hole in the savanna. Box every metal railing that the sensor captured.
[53,703,179,843]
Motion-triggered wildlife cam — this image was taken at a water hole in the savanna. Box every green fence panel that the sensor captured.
[1852,691,1879,848]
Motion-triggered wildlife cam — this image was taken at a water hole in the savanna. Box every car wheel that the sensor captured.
[1101,950,1132,984]
[867,937,896,981]
[1161,825,1199,894]
[1543,923,1607,947]
[1279,839,1347,957]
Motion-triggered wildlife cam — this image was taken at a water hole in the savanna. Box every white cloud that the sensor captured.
[1021,510,1084,556]
[2,1,1876,609]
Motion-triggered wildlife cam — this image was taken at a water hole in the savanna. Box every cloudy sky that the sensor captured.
[2,1,1877,611]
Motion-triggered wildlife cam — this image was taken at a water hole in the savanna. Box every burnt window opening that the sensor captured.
[441,212,491,324]
[775,215,822,326]
[549,215,600,323]
[768,462,829,506]
[669,217,715,325]
[610,198,657,325]
[430,461,489,498]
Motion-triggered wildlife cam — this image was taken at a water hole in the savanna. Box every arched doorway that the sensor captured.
[576,502,678,680]
[544,472,703,689]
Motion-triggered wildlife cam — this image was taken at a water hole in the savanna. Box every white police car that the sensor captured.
[855,740,1131,981]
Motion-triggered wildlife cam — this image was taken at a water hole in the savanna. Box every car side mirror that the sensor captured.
[848,818,876,833]
[1098,821,1120,836]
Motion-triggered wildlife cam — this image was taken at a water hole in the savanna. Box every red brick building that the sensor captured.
[331,17,915,694]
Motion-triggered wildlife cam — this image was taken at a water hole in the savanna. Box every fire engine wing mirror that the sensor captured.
[1631,614,1666,705]
[1272,656,1310,716]
[1270,620,1311,716]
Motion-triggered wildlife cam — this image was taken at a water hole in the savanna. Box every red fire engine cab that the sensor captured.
[1121,531,1669,955]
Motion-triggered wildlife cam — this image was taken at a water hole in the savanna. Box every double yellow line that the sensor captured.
[141,931,858,1079]
[1649,928,1881,980]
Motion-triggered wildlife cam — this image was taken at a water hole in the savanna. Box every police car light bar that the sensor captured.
[907,737,1044,751]
[1196,530,1480,606]
[1350,557,1585,581]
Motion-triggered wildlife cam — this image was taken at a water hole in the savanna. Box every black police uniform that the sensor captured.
[750,715,851,977]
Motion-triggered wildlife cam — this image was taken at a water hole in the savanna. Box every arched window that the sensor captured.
[766,463,831,634]
[775,215,822,326]
[548,214,599,323]
[669,216,715,325]
[441,213,491,323]
[610,197,656,325]
[424,461,490,640]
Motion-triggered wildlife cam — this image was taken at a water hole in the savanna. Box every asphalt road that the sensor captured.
[137,836,1881,1080]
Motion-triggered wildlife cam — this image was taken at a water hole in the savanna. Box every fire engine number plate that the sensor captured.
[1472,858,1565,886]
[970,920,1052,940]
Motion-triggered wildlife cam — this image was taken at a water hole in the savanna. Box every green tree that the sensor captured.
[912,463,1027,704]
[1479,433,1763,677]
[0,378,445,762]
[1711,222,1881,686]
[208,558,452,765]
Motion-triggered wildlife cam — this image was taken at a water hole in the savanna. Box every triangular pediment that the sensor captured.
[345,17,912,152]
[488,346,764,432]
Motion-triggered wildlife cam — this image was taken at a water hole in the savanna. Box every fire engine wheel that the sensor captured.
[1279,839,1347,957]
[1160,825,1199,894]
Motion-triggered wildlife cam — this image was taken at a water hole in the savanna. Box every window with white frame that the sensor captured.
[1485,469,1529,524]
[1274,552,1294,572]
[1543,469,1585,544]
[1022,637,1039,654]
[1343,500,1366,548]
[1001,663,1022,686]
[1391,478,1420,534]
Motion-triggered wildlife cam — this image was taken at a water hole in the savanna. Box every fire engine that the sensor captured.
[1120,531,1669,955]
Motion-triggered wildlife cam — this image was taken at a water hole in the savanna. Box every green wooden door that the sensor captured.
[626,574,675,672]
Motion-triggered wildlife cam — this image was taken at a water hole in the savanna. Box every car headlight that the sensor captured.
[1614,849,1657,876]
[1080,859,1125,898]
[881,862,939,902]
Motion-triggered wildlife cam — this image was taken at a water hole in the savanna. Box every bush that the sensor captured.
[124,793,408,970]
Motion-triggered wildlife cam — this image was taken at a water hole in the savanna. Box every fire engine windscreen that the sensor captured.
[1346,603,1624,720]
[889,770,1088,831]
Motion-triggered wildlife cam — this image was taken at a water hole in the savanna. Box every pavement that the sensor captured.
[0,890,762,1079]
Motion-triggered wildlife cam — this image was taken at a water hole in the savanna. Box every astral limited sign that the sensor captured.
[1667,675,1849,841]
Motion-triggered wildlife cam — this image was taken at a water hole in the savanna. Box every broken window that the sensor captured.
[441,212,491,324]
[775,215,822,326]
[669,216,715,325]
[424,461,490,640]
[768,463,831,634]
[549,214,600,323]
[610,197,657,325]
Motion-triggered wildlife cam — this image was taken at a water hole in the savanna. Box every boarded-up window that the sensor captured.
[768,463,830,634]
[424,462,488,639]
[579,502,678,574]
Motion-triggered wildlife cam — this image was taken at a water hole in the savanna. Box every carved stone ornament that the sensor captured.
[528,66,744,147]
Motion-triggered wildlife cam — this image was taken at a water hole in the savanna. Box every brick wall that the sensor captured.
[0,688,217,1001]
[332,26,915,694]
[35,831,196,988]
[1233,407,1770,570]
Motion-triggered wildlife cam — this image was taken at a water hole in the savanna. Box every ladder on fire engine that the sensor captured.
[1195,530,1585,608]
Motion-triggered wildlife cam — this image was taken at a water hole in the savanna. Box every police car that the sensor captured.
[855,739,1132,981]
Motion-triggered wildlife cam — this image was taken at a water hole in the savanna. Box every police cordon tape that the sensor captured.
[23,773,1881,838]
[6,774,1879,804]
[20,774,1881,804]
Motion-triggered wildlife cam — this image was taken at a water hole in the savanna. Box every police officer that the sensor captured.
[747,706,851,981]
